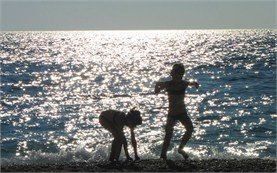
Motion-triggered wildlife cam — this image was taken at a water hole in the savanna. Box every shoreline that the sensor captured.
[1,158,276,172]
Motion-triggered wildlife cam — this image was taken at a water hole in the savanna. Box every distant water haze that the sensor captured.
[1,30,276,165]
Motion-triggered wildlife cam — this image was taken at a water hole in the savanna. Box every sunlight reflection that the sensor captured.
[1,30,276,160]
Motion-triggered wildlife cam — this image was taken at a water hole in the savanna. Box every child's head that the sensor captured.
[127,108,142,127]
[170,63,185,78]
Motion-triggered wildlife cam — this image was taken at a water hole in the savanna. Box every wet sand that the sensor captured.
[2,158,276,172]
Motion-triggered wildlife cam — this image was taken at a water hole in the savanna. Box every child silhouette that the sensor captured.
[99,108,142,162]
[155,63,199,160]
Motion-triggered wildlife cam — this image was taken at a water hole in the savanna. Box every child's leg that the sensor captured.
[113,138,123,161]
[160,117,175,159]
[178,114,193,157]
[110,136,122,161]
[112,132,124,161]
[110,138,118,161]
[100,117,121,161]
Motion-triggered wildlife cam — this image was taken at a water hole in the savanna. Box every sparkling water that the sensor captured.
[1,30,276,165]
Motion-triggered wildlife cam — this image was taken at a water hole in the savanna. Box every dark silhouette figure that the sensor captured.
[99,108,142,162]
[155,63,199,160]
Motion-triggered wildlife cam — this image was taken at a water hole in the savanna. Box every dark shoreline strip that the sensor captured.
[1,158,276,172]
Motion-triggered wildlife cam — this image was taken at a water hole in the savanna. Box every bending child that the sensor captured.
[99,108,142,162]
[155,63,199,160]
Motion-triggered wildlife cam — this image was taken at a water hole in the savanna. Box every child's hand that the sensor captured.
[194,82,199,89]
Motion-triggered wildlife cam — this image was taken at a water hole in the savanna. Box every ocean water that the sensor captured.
[1,30,276,165]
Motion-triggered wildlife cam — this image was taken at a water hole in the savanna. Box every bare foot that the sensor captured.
[160,155,167,161]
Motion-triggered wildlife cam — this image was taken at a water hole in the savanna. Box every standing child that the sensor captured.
[99,108,142,162]
[154,63,199,160]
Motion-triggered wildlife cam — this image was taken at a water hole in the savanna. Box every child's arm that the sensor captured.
[130,128,140,160]
[187,81,199,89]
[155,82,166,94]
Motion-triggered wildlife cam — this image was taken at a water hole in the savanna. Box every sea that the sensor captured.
[1,30,276,165]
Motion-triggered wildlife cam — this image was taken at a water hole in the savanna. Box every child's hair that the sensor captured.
[171,63,185,76]
[127,108,142,125]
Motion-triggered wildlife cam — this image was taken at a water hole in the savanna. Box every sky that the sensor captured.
[1,0,276,31]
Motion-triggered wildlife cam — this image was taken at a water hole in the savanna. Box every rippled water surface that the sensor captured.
[1,30,276,164]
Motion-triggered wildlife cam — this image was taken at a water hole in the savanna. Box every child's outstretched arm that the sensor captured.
[155,82,166,94]
[188,81,199,89]
[130,128,140,160]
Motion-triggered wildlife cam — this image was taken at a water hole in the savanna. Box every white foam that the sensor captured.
[2,144,274,166]
[1,145,110,166]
